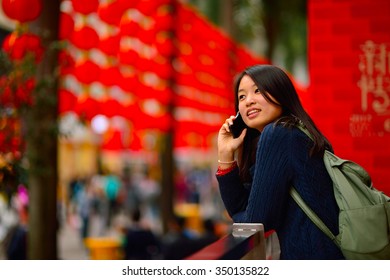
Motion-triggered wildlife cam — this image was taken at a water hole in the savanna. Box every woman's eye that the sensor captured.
[254,88,260,93]
[238,94,245,100]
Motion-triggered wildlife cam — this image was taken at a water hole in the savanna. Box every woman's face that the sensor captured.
[237,75,282,132]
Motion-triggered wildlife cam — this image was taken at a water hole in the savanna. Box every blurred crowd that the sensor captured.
[1,163,227,260]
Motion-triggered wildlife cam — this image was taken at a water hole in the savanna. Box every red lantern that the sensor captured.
[0,73,36,108]
[73,60,100,84]
[136,0,161,16]
[118,48,140,65]
[0,77,13,105]
[97,1,126,26]
[154,13,174,32]
[14,78,36,107]
[70,26,99,50]
[71,0,99,15]
[119,17,140,37]
[99,67,122,87]
[139,28,156,45]
[101,99,123,118]
[116,0,138,11]
[58,89,77,114]
[2,32,44,63]
[59,12,75,40]
[155,34,174,57]
[1,0,42,23]
[99,34,121,57]
[101,128,126,151]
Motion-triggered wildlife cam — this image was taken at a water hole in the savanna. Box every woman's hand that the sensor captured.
[217,115,247,164]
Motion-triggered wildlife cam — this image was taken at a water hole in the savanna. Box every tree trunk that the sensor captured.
[27,0,60,259]
[220,0,235,37]
[159,132,175,234]
[159,0,178,234]
[262,0,281,62]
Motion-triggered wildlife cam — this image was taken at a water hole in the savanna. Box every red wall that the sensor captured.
[308,0,390,194]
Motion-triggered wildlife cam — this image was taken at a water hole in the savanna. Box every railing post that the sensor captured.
[233,223,266,260]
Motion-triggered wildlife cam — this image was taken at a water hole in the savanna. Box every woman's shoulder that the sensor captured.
[262,122,295,137]
[261,123,307,146]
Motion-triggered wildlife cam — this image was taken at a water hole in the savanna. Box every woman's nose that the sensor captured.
[245,92,255,106]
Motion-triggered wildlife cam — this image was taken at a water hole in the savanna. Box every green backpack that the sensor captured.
[290,126,390,259]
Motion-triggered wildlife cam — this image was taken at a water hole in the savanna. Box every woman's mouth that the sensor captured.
[247,109,261,119]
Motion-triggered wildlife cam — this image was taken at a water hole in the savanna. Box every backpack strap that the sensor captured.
[296,122,312,140]
[289,187,338,245]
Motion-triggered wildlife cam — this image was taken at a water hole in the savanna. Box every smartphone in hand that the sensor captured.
[229,112,247,138]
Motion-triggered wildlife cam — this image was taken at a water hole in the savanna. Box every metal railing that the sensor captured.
[186,223,266,260]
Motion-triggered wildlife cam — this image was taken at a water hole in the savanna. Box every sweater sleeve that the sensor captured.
[222,124,294,231]
[216,165,250,218]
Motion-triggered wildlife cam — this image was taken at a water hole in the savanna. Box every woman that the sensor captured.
[216,64,344,259]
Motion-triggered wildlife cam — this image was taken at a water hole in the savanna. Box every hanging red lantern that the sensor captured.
[14,78,36,107]
[99,67,122,87]
[101,128,126,151]
[1,0,42,23]
[118,48,140,65]
[59,12,75,40]
[0,74,36,108]
[116,0,138,11]
[150,57,172,80]
[99,34,121,57]
[97,1,126,26]
[119,17,140,37]
[58,89,77,114]
[2,32,44,63]
[73,60,100,84]
[71,0,99,15]
[154,12,174,33]
[70,26,99,50]
[0,77,13,105]
[139,28,156,45]
[101,99,123,118]
[136,0,161,16]
[155,34,174,57]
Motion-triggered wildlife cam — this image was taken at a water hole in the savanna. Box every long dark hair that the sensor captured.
[234,64,332,182]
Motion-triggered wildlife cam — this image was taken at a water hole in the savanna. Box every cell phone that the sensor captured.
[229,112,247,138]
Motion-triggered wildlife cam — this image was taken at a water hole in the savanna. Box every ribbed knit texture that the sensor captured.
[217,123,345,259]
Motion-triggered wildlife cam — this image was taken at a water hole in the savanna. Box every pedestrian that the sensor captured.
[123,208,160,260]
[77,181,93,240]
[216,64,344,259]
[103,170,122,228]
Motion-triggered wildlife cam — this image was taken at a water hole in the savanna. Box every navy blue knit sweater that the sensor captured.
[217,123,345,259]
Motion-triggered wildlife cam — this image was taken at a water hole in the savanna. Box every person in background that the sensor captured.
[103,170,122,228]
[161,215,200,260]
[195,218,219,249]
[77,180,93,240]
[216,64,344,259]
[123,208,160,260]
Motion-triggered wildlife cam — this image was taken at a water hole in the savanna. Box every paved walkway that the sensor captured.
[58,221,89,260]
[58,213,127,260]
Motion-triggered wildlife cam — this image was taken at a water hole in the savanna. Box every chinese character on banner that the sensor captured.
[351,41,390,137]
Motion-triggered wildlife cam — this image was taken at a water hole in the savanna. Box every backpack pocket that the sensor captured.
[339,204,389,253]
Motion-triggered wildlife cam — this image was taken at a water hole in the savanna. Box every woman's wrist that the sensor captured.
[218,159,235,164]
[217,155,236,169]
[216,161,237,176]
[218,150,234,161]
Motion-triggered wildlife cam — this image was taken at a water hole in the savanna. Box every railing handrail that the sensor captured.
[186,223,266,260]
